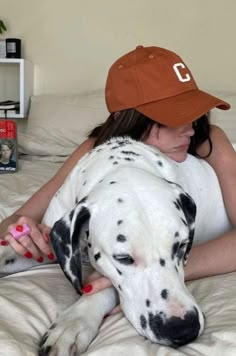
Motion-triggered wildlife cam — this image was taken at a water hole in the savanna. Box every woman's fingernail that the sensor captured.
[1,240,8,246]
[24,251,33,259]
[47,252,55,260]
[82,284,93,294]
[44,233,50,242]
[37,256,44,263]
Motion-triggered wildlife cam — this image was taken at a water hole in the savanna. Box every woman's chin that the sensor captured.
[168,152,188,163]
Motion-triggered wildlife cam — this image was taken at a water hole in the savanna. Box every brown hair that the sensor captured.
[88,109,212,157]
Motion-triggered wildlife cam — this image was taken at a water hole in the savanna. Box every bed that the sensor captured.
[0,90,236,356]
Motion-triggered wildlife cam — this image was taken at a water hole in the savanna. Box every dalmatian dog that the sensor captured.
[0,137,231,355]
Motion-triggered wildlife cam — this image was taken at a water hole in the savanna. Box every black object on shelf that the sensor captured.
[6,38,21,58]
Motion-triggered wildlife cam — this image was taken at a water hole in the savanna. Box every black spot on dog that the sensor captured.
[117,139,130,146]
[85,230,89,238]
[110,181,116,184]
[181,218,187,226]
[94,252,101,261]
[111,146,119,150]
[113,161,119,165]
[140,315,147,329]
[99,179,104,183]
[146,299,151,307]
[5,258,15,265]
[117,220,123,225]
[173,201,181,210]
[124,157,134,162]
[117,198,123,203]
[118,285,122,291]
[109,155,114,159]
[175,232,179,238]
[117,234,127,242]
[82,169,86,173]
[121,150,140,156]
[82,180,87,186]
[161,289,168,300]
[116,268,122,275]
[160,258,166,267]
[78,196,88,205]
[88,242,92,248]
[157,161,163,167]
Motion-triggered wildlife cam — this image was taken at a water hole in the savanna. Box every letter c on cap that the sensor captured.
[173,63,191,82]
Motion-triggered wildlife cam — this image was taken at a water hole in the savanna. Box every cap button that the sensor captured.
[136,45,144,49]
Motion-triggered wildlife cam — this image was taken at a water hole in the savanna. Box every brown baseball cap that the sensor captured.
[105,45,230,127]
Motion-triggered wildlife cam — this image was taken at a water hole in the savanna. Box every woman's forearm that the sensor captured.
[185,229,236,281]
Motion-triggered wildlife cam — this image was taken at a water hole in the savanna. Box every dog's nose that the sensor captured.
[149,307,201,347]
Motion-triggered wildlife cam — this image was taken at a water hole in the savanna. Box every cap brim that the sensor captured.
[135,89,231,127]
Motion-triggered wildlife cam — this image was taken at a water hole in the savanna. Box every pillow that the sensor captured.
[209,91,236,143]
[18,90,109,157]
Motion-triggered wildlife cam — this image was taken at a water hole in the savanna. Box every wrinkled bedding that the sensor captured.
[0,156,236,355]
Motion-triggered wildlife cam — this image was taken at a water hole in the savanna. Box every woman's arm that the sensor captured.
[0,138,95,259]
[185,125,236,280]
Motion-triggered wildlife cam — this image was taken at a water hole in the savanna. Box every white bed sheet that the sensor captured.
[1,158,236,355]
[0,157,61,221]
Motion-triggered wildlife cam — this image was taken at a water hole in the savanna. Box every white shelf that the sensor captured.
[0,58,33,119]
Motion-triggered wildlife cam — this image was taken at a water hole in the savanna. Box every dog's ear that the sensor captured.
[177,192,196,265]
[50,203,91,294]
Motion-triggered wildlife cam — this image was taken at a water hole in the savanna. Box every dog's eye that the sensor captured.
[113,254,134,265]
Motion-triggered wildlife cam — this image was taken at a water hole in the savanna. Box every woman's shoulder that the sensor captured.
[197,124,235,163]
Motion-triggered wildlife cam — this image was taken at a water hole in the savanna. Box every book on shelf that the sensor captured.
[0,119,17,173]
[0,100,20,110]
[0,109,19,116]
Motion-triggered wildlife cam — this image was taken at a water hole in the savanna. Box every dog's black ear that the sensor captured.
[178,192,196,265]
[50,204,91,294]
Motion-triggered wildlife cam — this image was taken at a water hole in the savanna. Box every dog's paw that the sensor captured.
[39,308,100,356]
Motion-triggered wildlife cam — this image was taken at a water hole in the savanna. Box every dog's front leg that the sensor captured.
[39,286,118,356]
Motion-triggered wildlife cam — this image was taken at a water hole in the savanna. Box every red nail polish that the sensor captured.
[37,256,44,263]
[24,251,33,259]
[47,252,55,260]
[1,240,8,246]
[82,284,93,294]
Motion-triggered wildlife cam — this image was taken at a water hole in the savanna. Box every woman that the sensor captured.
[0,45,235,301]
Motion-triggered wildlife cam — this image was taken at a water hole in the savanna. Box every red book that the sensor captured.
[0,120,17,173]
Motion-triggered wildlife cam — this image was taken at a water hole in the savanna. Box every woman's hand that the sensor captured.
[83,271,122,315]
[0,215,55,263]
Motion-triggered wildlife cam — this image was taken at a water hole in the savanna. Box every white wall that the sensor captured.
[1,0,236,95]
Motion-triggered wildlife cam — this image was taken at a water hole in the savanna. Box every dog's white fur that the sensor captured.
[0,137,231,355]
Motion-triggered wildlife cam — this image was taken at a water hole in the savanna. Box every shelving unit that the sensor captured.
[0,58,33,119]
